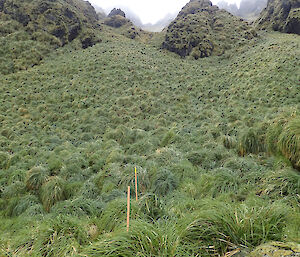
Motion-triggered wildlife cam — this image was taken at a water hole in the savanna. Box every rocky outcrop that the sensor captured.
[0,0,101,47]
[248,242,300,257]
[256,0,300,35]
[104,15,129,28]
[0,0,102,75]
[162,0,257,59]
[108,8,125,18]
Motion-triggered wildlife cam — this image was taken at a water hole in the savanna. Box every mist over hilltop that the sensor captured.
[217,0,268,21]
[91,0,268,31]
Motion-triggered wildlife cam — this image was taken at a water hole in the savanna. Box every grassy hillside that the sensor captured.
[0,27,300,256]
[0,0,101,75]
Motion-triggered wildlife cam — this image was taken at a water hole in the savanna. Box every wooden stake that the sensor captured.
[135,167,138,201]
[127,186,130,232]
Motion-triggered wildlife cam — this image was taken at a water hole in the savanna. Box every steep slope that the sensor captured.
[256,0,300,35]
[0,0,101,75]
[162,0,257,59]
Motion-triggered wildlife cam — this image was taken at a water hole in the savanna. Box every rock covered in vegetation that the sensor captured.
[256,0,300,35]
[104,8,132,29]
[104,15,130,28]
[0,0,100,47]
[103,8,144,39]
[162,0,257,59]
[248,242,300,257]
[0,0,102,74]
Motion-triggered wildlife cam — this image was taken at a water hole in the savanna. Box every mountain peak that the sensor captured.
[108,8,126,18]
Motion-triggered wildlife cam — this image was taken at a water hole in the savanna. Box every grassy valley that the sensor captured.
[0,0,300,256]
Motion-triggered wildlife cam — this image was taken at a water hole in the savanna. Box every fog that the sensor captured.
[91,0,267,31]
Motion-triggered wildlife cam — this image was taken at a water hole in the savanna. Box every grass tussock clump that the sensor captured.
[266,116,300,170]
[179,199,288,256]
[25,166,49,191]
[152,168,178,196]
[40,176,66,212]
[15,216,90,256]
[84,219,183,257]
[85,199,289,257]
[259,168,300,199]
[238,128,265,156]
[97,197,144,233]
[278,118,300,169]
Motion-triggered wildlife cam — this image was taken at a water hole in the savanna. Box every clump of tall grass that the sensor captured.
[1,181,26,199]
[84,219,184,257]
[96,197,144,233]
[28,216,89,256]
[152,168,178,196]
[171,160,198,181]
[265,118,286,155]
[161,128,176,147]
[179,199,288,256]
[278,118,300,170]
[223,134,237,149]
[80,181,101,199]
[25,166,49,191]
[238,128,265,156]
[5,194,39,217]
[138,193,165,220]
[192,168,242,198]
[51,197,105,217]
[259,168,300,199]
[40,176,66,212]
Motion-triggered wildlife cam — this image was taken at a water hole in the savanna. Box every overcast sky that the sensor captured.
[90,0,241,24]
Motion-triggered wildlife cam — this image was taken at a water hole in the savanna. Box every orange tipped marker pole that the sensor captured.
[127,186,130,232]
[135,167,138,201]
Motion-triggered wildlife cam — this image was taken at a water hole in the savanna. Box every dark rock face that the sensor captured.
[256,0,300,35]
[285,8,300,34]
[108,8,126,18]
[162,0,257,59]
[0,0,4,11]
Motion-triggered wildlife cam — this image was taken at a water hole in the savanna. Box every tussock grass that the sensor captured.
[238,128,264,156]
[278,118,300,169]
[0,21,299,255]
[25,166,49,191]
[259,168,300,199]
[179,199,288,256]
[152,169,178,196]
[96,198,144,233]
[84,219,184,257]
[40,176,66,212]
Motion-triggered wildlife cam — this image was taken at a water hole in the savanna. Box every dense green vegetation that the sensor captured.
[1,0,300,254]
[163,0,257,58]
[0,28,299,255]
[0,0,101,75]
